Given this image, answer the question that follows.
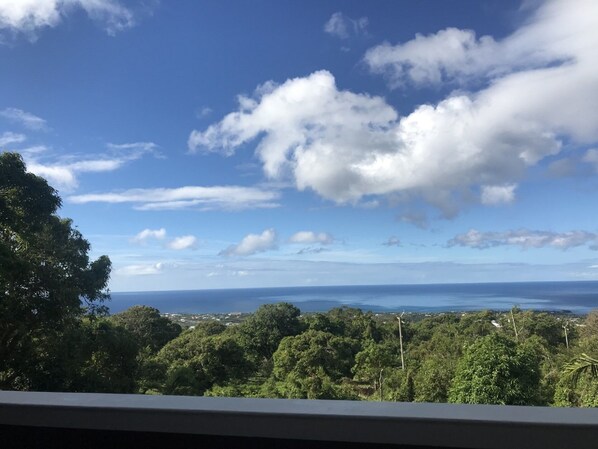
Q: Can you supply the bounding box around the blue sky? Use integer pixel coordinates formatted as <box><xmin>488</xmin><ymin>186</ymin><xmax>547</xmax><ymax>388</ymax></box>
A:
<box><xmin>2</xmin><ymin>0</ymin><xmax>598</xmax><ymax>291</ymax></box>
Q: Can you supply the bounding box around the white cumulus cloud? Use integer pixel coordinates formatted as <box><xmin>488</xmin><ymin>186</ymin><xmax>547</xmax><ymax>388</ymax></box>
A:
<box><xmin>131</xmin><ymin>228</ymin><xmax>166</xmax><ymax>244</ymax></box>
<box><xmin>220</xmin><ymin>228</ymin><xmax>278</xmax><ymax>256</ymax></box>
<box><xmin>0</xmin><ymin>0</ymin><xmax>135</xmax><ymax>40</ymax></box>
<box><xmin>289</xmin><ymin>231</ymin><xmax>334</xmax><ymax>245</ymax></box>
<box><xmin>167</xmin><ymin>235</ymin><xmax>197</xmax><ymax>250</ymax></box>
<box><xmin>448</xmin><ymin>229</ymin><xmax>598</xmax><ymax>250</ymax></box>
<box><xmin>191</xmin><ymin>0</ymin><xmax>598</xmax><ymax>216</ymax></box>
<box><xmin>364</xmin><ymin>0</ymin><xmax>597</xmax><ymax>89</ymax></box>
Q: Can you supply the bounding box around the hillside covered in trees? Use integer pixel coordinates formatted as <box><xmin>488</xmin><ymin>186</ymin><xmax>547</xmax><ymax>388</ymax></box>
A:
<box><xmin>1</xmin><ymin>152</ymin><xmax>597</xmax><ymax>406</ymax></box>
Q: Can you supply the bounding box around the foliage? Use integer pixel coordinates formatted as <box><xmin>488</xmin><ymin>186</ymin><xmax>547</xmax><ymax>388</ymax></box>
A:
<box><xmin>352</xmin><ymin>340</ymin><xmax>402</xmax><ymax>400</ymax></box>
<box><xmin>238</xmin><ymin>302</ymin><xmax>302</xmax><ymax>360</ymax></box>
<box><xmin>411</xmin><ymin>323</ymin><xmax>463</xmax><ymax>402</ymax></box>
<box><xmin>273</xmin><ymin>330</ymin><xmax>359</xmax><ymax>399</ymax></box>
<box><xmin>580</xmin><ymin>311</ymin><xmax>598</xmax><ymax>340</ymax></box>
<box><xmin>448</xmin><ymin>333</ymin><xmax>542</xmax><ymax>405</ymax></box>
<box><xmin>563</xmin><ymin>353</ymin><xmax>598</xmax><ymax>385</ymax></box>
<box><xmin>110</xmin><ymin>305</ymin><xmax>181</xmax><ymax>352</ymax></box>
<box><xmin>0</xmin><ymin>153</ymin><xmax>111</xmax><ymax>389</ymax></box>
<box><xmin>156</xmin><ymin>329</ymin><xmax>253</xmax><ymax>394</ymax></box>
<box><xmin>326</xmin><ymin>307</ymin><xmax>382</xmax><ymax>342</ymax></box>
<box><xmin>74</xmin><ymin>319</ymin><xmax>139</xmax><ymax>393</ymax></box>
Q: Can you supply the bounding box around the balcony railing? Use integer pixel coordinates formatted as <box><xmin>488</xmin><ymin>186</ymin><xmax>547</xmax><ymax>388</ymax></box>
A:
<box><xmin>1</xmin><ymin>391</ymin><xmax>597</xmax><ymax>448</ymax></box>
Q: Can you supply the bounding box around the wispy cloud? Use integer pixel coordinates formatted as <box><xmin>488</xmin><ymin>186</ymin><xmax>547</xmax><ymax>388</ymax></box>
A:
<box><xmin>116</xmin><ymin>262</ymin><xmax>163</xmax><ymax>276</ymax></box>
<box><xmin>167</xmin><ymin>235</ymin><xmax>197</xmax><ymax>250</ymax></box>
<box><xmin>106</xmin><ymin>141</ymin><xmax>161</xmax><ymax>156</ymax></box>
<box><xmin>296</xmin><ymin>246</ymin><xmax>329</xmax><ymax>255</ymax></box>
<box><xmin>0</xmin><ymin>131</ymin><xmax>26</xmax><ymax>147</ymax></box>
<box><xmin>397</xmin><ymin>210</ymin><xmax>429</xmax><ymax>229</ymax></box>
<box><xmin>383</xmin><ymin>236</ymin><xmax>401</xmax><ymax>247</ymax></box>
<box><xmin>0</xmin><ymin>0</ymin><xmax>136</xmax><ymax>40</ymax></box>
<box><xmin>69</xmin><ymin>185</ymin><xmax>280</xmax><ymax>211</ymax></box>
<box><xmin>323</xmin><ymin>12</ymin><xmax>368</xmax><ymax>40</ymax></box>
<box><xmin>582</xmin><ymin>148</ymin><xmax>598</xmax><ymax>172</ymax></box>
<box><xmin>23</xmin><ymin>141</ymin><xmax>158</xmax><ymax>191</ymax></box>
<box><xmin>131</xmin><ymin>228</ymin><xmax>166</xmax><ymax>244</ymax></box>
<box><xmin>196</xmin><ymin>107</ymin><xmax>213</xmax><ymax>118</ymax></box>
<box><xmin>0</xmin><ymin>108</ymin><xmax>47</xmax><ymax>130</ymax></box>
<box><xmin>448</xmin><ymin>229</ymin><xmax>598</xmax><ymax>250</ymax></box>
<box><xmin>289</xmin><ymin>231</ymin><xmax>334</xmax><ymax>245</ymax></box>
<box><xmin>220</xmin><ymin>228</ymin><xmax>278</xmax><ymax>256</ymax></box>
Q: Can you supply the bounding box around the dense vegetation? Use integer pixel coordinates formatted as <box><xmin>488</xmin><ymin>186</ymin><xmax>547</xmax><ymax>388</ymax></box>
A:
<box><xmin>1</xmin><ymin>152</ymin><xmax>597</xmax><ymax>406</ymax></box>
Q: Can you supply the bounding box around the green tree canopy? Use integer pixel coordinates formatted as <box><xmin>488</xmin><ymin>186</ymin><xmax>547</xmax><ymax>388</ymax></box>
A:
<box><xmin>109</xmin><ymin>305</ymin><xmax>181</xmax><ymax>353</ymax></box>
<box><xmin>74</xmin><ymin>319</ymin><xmax>139</xmax><ymax>393</ymax></box>
<box><xmin>352</xmin><ymin>340</ymin><xmax>402</xmax><ymax>400</ymax></box>
<box><xmin>156</xmin><ymin>329</ymin><xmax>253</xmax><ymax>394</ymax></box>
<box><xmin>238</xmin><ymin>302</ymin><xmax>302</xmax><ymax>360</ymax></box>
<box><xmin>273</xmin><ymin>330</ymin><xmax>358</xmax><ymax>399</ymax></box>
<box><xmin>0</xmin><ymin>153</ymin><xmax>111</xmax><ymax>389</ymax></box>
<box><xmin>449</xmin><ymin>333</ymin><xmax>542</xmax><ymax>405</ymax></box>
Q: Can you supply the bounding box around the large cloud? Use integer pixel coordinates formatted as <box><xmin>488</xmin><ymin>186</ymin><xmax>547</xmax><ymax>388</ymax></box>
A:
<box><xmin>190</xmin><ymin>0</ymin><xmax>598</xmax><ymax>217</ymax></box>
<box><xmin>448</xmin><ymin>229</ymin><xmax>598</xmax><ymax>250</ymax></box>
<box><xmin>364</xmin><ymin>0</ymin><xmax>597</xmax><ymax>89</ymax></box>
<box><xmin>0</xmin><ymin>0</ymin><xmax>136</xmax><ymax>39</ymax></box>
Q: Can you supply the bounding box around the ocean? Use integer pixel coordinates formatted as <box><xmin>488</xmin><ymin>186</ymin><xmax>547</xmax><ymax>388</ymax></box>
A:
<box><xmin>108</xmin><ymin>281</ymin><xmax>598</xmax><ymax>315</ymax></box>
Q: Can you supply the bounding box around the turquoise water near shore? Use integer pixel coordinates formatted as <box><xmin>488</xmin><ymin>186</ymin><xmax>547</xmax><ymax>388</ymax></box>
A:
<box><xmin>109</xmin><ymin>281</ymin><xmax>598</xmax><ymax>314</ymax></box>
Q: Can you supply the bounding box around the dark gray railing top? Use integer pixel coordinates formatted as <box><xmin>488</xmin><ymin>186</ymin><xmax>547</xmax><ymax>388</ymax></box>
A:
<box><xmin>1</xmin><ymin>391</ymin><xmax>597</xmax><ymax>448</ymax></box>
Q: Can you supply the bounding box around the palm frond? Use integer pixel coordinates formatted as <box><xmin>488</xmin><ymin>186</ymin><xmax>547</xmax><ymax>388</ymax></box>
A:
<box><xmin>563</xmin><ymin>353</ymin><xmax>598</xmax><ymax>386</ymax></box>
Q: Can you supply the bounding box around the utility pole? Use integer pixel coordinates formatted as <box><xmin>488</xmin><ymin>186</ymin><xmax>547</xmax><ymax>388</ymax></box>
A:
<box><xmin>563</xmin><ymin>321</ymin><xmax>570</xmax><ymax>349</ymax></box>
<box><xmin>397</xmin><ymin>312</ymin><xmax>405</xmax><ymax>370</ymax></box>
<box><xmin>510</xmin><ymin>308</ymin><xmax>519</xmax><ymax>342</ymax></box>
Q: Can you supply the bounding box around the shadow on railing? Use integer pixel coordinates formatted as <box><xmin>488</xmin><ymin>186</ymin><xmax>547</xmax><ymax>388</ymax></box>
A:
<box><xmin>0</xmin><ymin>391</ymin><xmax>597</xmax><ymax>449</ymax></box>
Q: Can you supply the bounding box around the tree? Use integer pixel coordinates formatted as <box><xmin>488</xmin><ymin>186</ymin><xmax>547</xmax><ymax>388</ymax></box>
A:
<box><xmin>352</xmin><ymin>340</ymin><xmax>402</xmax><ymax>400</ymax></box>
<box><xmin>156</xmin><ymin>330</ymin><xmax>253</xmax><ymax>394</ymax></box>
<box><xmin>273</xmin><ymin>330</ymin><xmax>358</xmax><ymax>399</ymax></box>
<box><xmin>580</xmin><ymin>310</ymin><xmax>598</xmax><ymax>340</ymax></box>
<box><xmin>110</xmin><ymin>305</ymin><xmax>181</xmax><ymax>353</ymax></box>
<box><xmin>501</xmin><ymin>309</ymin><xmax>565</xmax><ymax>347</ymax></box>
<box><xmin>74</xmin><ymin>319</ymin><xmax>139</xmax><ymax>393</ymax></box>
<box><xmin>238</xmin><ymin>303</ymin><xmax>302</xmax><ymax>361</ymax></box>
<box><xmin>563</xmin><ymin>353</ymin><xmax>598</xmax><ymax>385</ymax></box>
<box><xmin>327</xmin><ymin>307</ymin><xmax>382</xmax><ymax>342</ymax></box>
<box><xmin>409</xmin><ymin>322</ymin><xmax>464</xmax><ymax>403</ymax></box>
<box><xmin>449</xmin><ymin>333</ymin><xmax>542</xmax><ymax>405</ymax></box>
<box><xmin>0</xmin><ymin>153</ymin><xmax>111</xmax><ymax>389</ymax></box>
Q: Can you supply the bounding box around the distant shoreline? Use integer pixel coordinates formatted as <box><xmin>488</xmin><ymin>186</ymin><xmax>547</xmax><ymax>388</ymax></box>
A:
<box><xmin>159</xmin><ymin>309</ymin><xmax>584</xmax><ymax>329</ymax></box>
<box><xmin>107</xmin><ymin>280</ymin><xmax>598</xmax><ymax>315</ymax></box>
<box><xmin>110</xmin><ymin>279</ymin><xmax>598</xmax><ymax>296</ymax></box>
